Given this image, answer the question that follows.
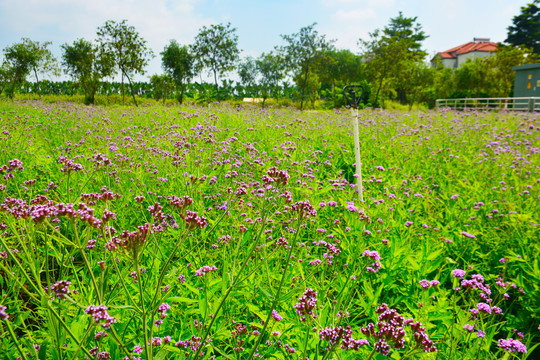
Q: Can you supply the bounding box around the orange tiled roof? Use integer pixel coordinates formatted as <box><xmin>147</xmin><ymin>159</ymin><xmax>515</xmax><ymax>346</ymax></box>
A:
<box><xmin>438</xmin><ymin>41</ymin><xmax>498</xmax><ymax>59</ymax></box>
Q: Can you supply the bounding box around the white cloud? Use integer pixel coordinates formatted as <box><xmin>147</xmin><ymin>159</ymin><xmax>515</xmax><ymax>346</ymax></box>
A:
<box><xmin>332</xmin><ymin>8</ymin><xmax>376</xmax><ymax>22</ymax></box>
<box><xmin>0</xmin><ymin>0</ymin><xmax>213</xmax><ymax>79</ymax></box>
<box><xmin>321</xmin><ymin>0</ymin><xmax>394</xmax><ymax>7</ymax></box>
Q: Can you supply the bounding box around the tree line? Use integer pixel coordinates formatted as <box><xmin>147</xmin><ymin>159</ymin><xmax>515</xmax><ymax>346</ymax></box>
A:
<box><xmin>1</xmin><ymin>1</ymin><xmax>539</xmax><ymax>109</ymax></box>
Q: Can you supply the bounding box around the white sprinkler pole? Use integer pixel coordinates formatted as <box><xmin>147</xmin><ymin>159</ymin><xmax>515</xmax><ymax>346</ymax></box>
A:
<box><xmin>351</xmin><ymin>107</ymin><xmax>364</xmax><ymax>212</ymax></box>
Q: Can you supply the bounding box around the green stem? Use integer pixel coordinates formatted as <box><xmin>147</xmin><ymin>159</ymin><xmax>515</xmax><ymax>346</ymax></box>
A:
<box><xmin>191</xmin><ymin>210</ymin><xmax>270</xmax><ymax>360</ymax></box>
<box><xmin>247</xmin><ymin>219</ymin><xmax>302</xmax><ymax>359</ymax></box>
<box><xmin>4</xmin><ymin>319</ymin><xmax>29</xmax><ymax>360</ymax></box>
<box><xmin>302</xmin><ymin>321</ymin><xmax>311</xmax><ymax>358</ymax></box>
<box><xmin>365</xmin><ymin>348</ymin><xmax>377</xmax><ymax>360</ymax></box>
<box><xmin>135</xmin><ymin>254</ymin><xmax>152</xmax><ymax>360</ymax></box>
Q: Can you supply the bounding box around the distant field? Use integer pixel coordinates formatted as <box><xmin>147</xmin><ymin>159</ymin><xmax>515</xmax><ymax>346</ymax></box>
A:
<box><xmin>0</xmin><ymin>100</ymin><xmax>538</xmax><ymax>359</ymax></box>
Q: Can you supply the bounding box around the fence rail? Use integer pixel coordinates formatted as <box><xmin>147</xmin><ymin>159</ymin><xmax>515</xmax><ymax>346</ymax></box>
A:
<box><xmin>436</xmin><ymin>97</ymin><xmax>540</xmax><ymax>112</ymax></box>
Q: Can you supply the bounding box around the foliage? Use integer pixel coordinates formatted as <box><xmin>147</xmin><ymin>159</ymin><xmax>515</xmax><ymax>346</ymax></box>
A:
<box><xmin>97</xmin><ymin>19</ymin><xmax>154</xmax><ymax>106</ymax></box>
<box><xmin>237</xmin><ymin>57</ymin><xmax>258</xmax><ymax>89</ymax></box>
<box><xmin>192</xmin><ymin>22</ymin><xmax>240</xmax><ymax>101</ymax></box>
<box><xmin>1</xmin><ymin>38</ymin><xmax>59</xmax><ymax>98</ymax></box>
<box><xmin>382</xmin><ymin>11</ymin><xmax>428</xmax><ymax>60</ymax></box>
<box><xmin>488</xmin><ymin>44</ymin><xmax>539</xmax><ymax>97</ymax></box>
<box><xmin>279</xmin><ymin>23</ymin><xmax>334</xmax><ymax>110</ymax></box>
<box><xmin>61</xmin><ymin>38</ymin><xmax>115</xmax><ymax>105</ymax></box>
<box><xmin>505</xmin><ymin>0</ymin><xmax>540</xmax><ymax>53</ymax></box>
<box><xmin>161</xmin><ymin>40</ymin><xmax>195</xmax><ymax>104</ymax></box>
<box><xmin>256</xmin><ymin>52</ymin><xmax>286</xmax><ymax>105</ymax></box>
<box><xmin>149</xmin><ymin>74</ymin><xmax>174</xmax><ymax>103</ymax></box>
<box><xmin>0</xmin><ymin>101</ymin><xmax>538</xmax><ymax>360</ymax></box>
<box><xmin>361</xmin><ymin>12</ymin><xmax>428</xmax><ymax>107</ymax></box>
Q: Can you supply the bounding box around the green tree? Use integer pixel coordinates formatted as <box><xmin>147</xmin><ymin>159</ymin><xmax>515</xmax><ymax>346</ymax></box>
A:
<box><xmin>160</xmin><ymin>40</ymin><xmax>195</xmax><ymax>104</ymax></box>
<box><xmin>506</xmin><ymin>0</ymin><xmax>540</xmax><ymax>53</ymax></box>
<box><xmin>361</xmin><ymin>31</ymin><xmax>410</xmax><ymax>107</ymax></box>
<box><xmin>192</xmin><ymin>22</ymin><xmax>240</xmax><ymax>101</ymax></box>
<box><xmin>360</xmin><ymin>13</ymin><xmax>428</xmax><ymax>107</ymax></box>
<box><xmin>256</xmin><ymin>52</ymin><xmax>286</xmax><ymax>106</ymax></box>
<box><xmin>383</xmin><ymin>11</ymin><xmax>428</xmax><ymax>59</ymax></box>
<box><xmin>489</xmin><ymin>44</ymin><xmax>538</xmax><ymax>96</ymax></box>
<box><xmin>237</xmin><ymin>56</ymin><xmax>259</xmax><ymax>96</ymax></box>
<box><xmin>97</xmin><ymin>20</ymin><xmax>154</xmax><ymax>106</ymax></box>
<box><xmin>149</xmin><ymin>74</ymin><xmax>174</xmax><ymax>104</ymax></box>
<box><xmin>280</xmin><ymin>23</ymin><xmax>334</xmax><ymax>110</ymax></box>
<box><xmin>431</xmin><ymin>60</ymin><xmax>456</xmax><ymax>100</ymax></box>
<box><xmin>0</xmin><ymin>63</ymin><xmax>9</xmax><ymax>97</ymax></box>
<box><xmin>315</xmin><ymin>49</ymin><xmax>365</xmax><ymax>107</ymax></box>
<box><xmin>61</xmin><ymin>38</ymin><xmax>115</xmax><ymax>105</ymax></box>
<box><xmin>454</xmin><ymin>57</ymin><xmax>493</xmax><ymax>98</ymax></box>
<box><xmin>2</xmin><ymin>38</ymin><xmax>59</xmax><ymax>98</ymax></box>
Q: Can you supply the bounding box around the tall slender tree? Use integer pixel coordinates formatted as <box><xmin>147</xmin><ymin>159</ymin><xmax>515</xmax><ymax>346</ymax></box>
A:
<box><xmin>2</xmin><ymin>38</ymin><xmax>59</xmax><ymax>98</ymax></box>
<box><xmin>280</xmin><ymin>23</ymin><xmax>334</xmax><ymax>110</ymax></box>
<box><xmin>192</xmin><ymin>23</ymin><xmax>240</xmax><ymax>101</ymax></box>
<box><xmin>61</xmin><ymin>38</ymin><xmax>115</xmax><ymax>105</ymax></box>
<box><xmin>256</xmin><ymin>51</ymin><xmax>286</xmax><ymax>106</ymax></box>
<box><xmin>360</xmin><ymin>12</ymin><xmax>427</xmax><ymax>107</ymax></box>
<box><xmin>161</xmin><ymin>40</ymin><xmax>195</xmax><ymax>104</ymax></box>
<box><xmin>97</xmin><ymin>20</ymin><xmax>154</xmax><ymax>106</ymax></box>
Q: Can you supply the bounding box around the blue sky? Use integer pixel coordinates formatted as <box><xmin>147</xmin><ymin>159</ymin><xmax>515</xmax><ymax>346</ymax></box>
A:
<box><xmin>0</xmin><ymin>0</ymin><xmax>532</xmax><ymax>81</ymax></box>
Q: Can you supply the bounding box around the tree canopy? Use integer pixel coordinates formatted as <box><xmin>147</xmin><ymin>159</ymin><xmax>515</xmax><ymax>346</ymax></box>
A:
<box><xmin>61</xmin><ymin>38</ymin><xmax>115</xmax><ymax>104</ymax></box>
<box><xmin>280</xmin><ymin>23</ymin><xmax>334</xmax><ymax>110</ymax></box>
<box><xmin>192</xmin><ymin>22</ymin><xmax>240</xmax><ymax>100</ymax></box>
<box><xmin>506</xmin><ymin>0</ymin><xmax>540</xmax><ymax>53</ymax></box>
<box><xmin>97</xmin><ymin>19</ymin><xmax>154</xmax><ymax>106</ymax></box>
<box><xmin>2</xmin><ymin>38</ymin><xmax>59</xmax><ymax>98</ymax></box>
<box><xmin>161</xmin><ymin>40</ymin><xmax>195</xmax><ymax>104</ymax></box>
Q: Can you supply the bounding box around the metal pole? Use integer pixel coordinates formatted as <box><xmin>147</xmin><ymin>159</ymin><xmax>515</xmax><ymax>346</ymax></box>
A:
<box><xmin>351</xmin><ymin>107</ymin><xmax>364</xmax><ymax>211</ymax></box>
<box><xmin>343</xmin><ymin>85</ymin><xmax>365</xmax><ymax>213</ymax></box>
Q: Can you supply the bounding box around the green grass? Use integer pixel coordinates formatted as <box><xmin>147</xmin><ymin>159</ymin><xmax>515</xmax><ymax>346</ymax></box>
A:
<box><xmin>0</xmin><ymin>99</ymin><xmax>538</xmax><ymax>359</ymax></box>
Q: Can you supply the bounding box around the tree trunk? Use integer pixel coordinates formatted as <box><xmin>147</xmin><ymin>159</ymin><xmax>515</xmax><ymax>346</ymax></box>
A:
<box><xmin>33</xmin><ymin>67</ymin><xmax>41</xmax><ymax>98</ymax></box>
<box><xmin>374</xmin><ymin>74</ymin><xmax>384</xmax><ymax>108</ymax></box>
<box><xmin>300</xmin><ymin>67</ymin><xmax>309</xmax><ymax>110</ymax></box>
<box><xmin>213</xmin><ymin>69</ymin><xmax>219</xmax><ymax>101</ymax></box>
<box><xmin>124</xmin><ymin>72</ymin><xmax>138</xmax><ymax>107</ymax></box>
<box><xmin>179</xmin><ymin>84</ymin><xmax>185</xmax><ymax>104</ymax></box>
<box><xmin>121</xmin><ymin>72</ymin><xmax>125</xmax><ymax>105</ymax></box>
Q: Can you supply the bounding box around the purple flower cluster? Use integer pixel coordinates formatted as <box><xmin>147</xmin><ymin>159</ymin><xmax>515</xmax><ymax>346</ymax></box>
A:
<box><xmin>0</xmin><ymin>159</ymin><xmax>24</xmax><ymax>180</ymax></box>
<box><xmin>452</xmin><ymin>269</ymin><xmax>466</xmax><ymax>279</ymax></box>
<box><xmin>195</xmin><ymin>265</ymin><xmax>217</xmax><ymax>277</ymax></box>
<box><xmin>168</xmin><ymin>195</ymin><xmax>194</xmax><ymax>210</ymax></box>
<box><xmin>419</xmin><ymin>279</ymin><xmax>440</xmax><ymax>289</ymax></box>
<box><xmin>180</xmin><ymin>210</ymin><xmax>208</xmax><ymax>229</ymax></box>
<box><xmin>319</xmin><ymin>325</ymin><xmax>369</xmax><ymax>351</ymax></box>
<box><xmin>106</xmin><ymin>223</ymin><xmax>151</xmax><ymax>252</ymax></box>
<box><xmin>175</xmin><ymin>335</ymin><xmax>202</xmax><ymax>352</ymax></box>
<box><xmin>0</xmin><ymin>305</ymin><xmax>8</xmax><ymax>321</ymax></box>
<box><xmin>49</xmin><ymin>280</ymin><xmax>72</xmax><ymax>300</ymax></box>
<box><xmin>263</xmin><ymin>167</ymin><xmax>290</xmax><ymax>185</ymax></box>
<box><xmin>294</xmin><ymin>288</ymin><xmax>318</xmax><ymax>321</ymax></box>
<box><xmin>497</xmin><ymin>338</ymin><xmax>527</xmax><ymax>353</ymax></box>
<box><xmin>290</xmin><ymin>200</ymin><xmax>317</xmax><ymax>219</ymax></box>
<box><xmin>58</xmin><ymin>156</ymin><xmax>84</xmax><ymax>173</ymax></box>
<box><xmin>1</xmin><ymin>197</ymin><xmax>102</xmax><ymax>228</ymax></box>
<box><xmin>360</xmin><ymin>304</ymin><xmax>436</xmax><ymax>355</ymax></box>
<box><xmin>271</xmin><ymin>309</ymin><xmax>283</xmax><ymax>321</ymax></box>
<box><xmin>362</xmin><ymin>250</ymin><xmax>381</xmax><ymax>273</ymax></box>
<box><xmin>85</xmin><ymin>305</ymin><xmax>117</xmax><ymax>329</ymax></box>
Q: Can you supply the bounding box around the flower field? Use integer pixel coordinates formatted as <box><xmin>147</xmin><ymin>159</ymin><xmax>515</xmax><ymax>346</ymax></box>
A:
<box><xmin>0</xmin><ymin>100</ymin><xmax>538</xmax><ymax>360</ymax></box>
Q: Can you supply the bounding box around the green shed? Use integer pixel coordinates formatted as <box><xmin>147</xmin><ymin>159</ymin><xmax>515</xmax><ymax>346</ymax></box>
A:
<box><xmin>512</xmin><ymin>63</ymin><xmax>540</xmax><ymax>110</ymax></box>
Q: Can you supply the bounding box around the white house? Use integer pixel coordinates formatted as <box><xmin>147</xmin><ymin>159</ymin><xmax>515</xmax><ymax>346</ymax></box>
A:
<box><xmin>432</xmin><ymin>38</ymin><xmax>498</xmax><ymax>69</ymax></box>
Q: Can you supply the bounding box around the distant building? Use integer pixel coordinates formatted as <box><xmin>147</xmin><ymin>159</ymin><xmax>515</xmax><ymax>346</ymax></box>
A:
<box><xmin>432</xmin><ymin>38</ymin><xmax>498</xmax><ymax>69</ymax></box>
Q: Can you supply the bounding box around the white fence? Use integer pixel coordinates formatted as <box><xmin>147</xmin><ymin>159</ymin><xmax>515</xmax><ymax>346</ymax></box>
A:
<box><xmin>436</xmin><ymin>97</ymin><xmax>540</xmax><ymax>112</ymax></box>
